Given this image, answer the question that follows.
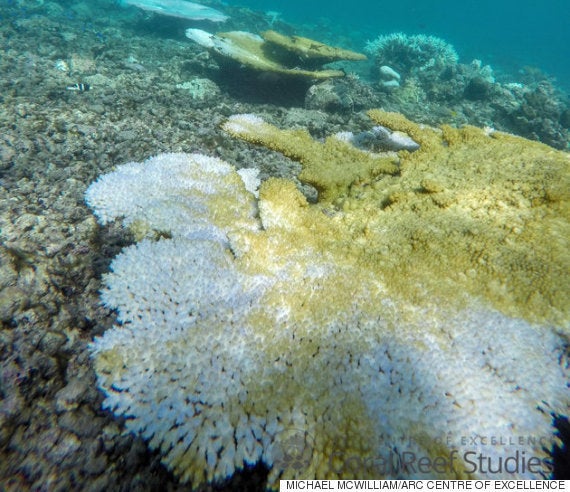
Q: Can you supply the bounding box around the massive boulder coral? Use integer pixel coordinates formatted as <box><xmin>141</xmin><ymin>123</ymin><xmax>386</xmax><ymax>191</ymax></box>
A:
<box><xmin>85</xmin><ymin>115</ymin><xmax>569</xmax><ymax>489</ymax></box>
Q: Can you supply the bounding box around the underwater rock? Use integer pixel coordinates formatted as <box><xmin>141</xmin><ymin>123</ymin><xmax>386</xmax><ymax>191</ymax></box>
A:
<box><xmin>305</xmin><ymin>76</ymin><xmax>380</xmax><ymax>113</ymax></box>
<box><xmin>175</xmin><ymin>77</ymin><xmax>220</xmax><ymax>101</ymax></box>
<box><xmin>463</xmin><ymin>76</ymin><xmax>494</xmax><ymax>100</ymax></box>
<box><xmin>304</xmin><ymin>80</ymin><xmax>355</xmax><ymax>112</ymax></box>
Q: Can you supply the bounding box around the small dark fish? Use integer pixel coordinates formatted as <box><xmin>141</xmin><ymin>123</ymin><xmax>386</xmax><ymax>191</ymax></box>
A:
<box><xmin>66</xmin><ymin>83</ymin><xmax>90</xmax><ymax>91</ymax></box>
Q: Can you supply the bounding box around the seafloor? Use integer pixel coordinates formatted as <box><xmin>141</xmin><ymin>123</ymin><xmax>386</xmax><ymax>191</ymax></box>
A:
<box><xmin>0</xmin><ymin>0</ymin><xmax>568</xmax><ymax>490</ymax></box>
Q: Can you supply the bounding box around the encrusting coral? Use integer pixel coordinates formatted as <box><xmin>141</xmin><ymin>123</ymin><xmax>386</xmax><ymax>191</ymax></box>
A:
<box><xmin>85</xmin><ymin>114</ymin><xmax>569</xmax><ymax>488</ymax></box>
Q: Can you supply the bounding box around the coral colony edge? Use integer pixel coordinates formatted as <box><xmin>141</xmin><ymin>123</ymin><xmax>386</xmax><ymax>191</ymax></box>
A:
<box><xmin>85</xmin><ymin>111</ymin><xmax>569</xmax><ymax>487</ymax></box>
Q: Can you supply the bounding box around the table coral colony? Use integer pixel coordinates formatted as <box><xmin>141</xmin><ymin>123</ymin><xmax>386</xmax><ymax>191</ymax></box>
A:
<box><xmin>120</xmin><ymin>0</ymin><xmax>229</xmax><ymax>22</ymax></box>
<box><xmin>85</xmin><ymin>111</ymin><xmax>569</xmax><ymax>488</ymax></box>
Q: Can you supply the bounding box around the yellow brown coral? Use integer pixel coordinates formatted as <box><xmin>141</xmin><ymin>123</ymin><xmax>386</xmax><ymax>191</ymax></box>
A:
<box><xmin>261</xmin><ymin>30</ymin><xmax>367</xmax><ymax>67</ymax></box>
<box><xmin>85</xmin><ymin>118</ymin><xmax>569</xmax><ymax>490</ymax></box>
<box><xmin>223</xmin><ymin>113</ymin><xmax>399</xmax><ymax>201</ymax></box>
<box><xmin>185</xmin><ymin>29</ymin><xmax>366</xmax><ymax>80</ymax></box>
<box><xmin>224</xmin><ymin>111</ymin><xmax>570</xmax><ymax>326</ymax></box>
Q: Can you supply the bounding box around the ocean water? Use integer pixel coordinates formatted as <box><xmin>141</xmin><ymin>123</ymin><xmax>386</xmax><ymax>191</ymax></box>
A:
<box><xmin>228</xmin><ymin>0</ymin><xmax>570</xmax><ymax>90</ymax></box>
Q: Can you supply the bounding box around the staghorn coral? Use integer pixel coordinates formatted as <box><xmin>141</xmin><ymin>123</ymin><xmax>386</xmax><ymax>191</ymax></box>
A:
<box><xmin>86</xmin><ymin>116</ymin><xmax>569</xmax><ymax>489</ymax></box>
<box><xmin>364</xmin><ymin>33</ymin><xmax>459</xmax><ymax>78</ymax></box>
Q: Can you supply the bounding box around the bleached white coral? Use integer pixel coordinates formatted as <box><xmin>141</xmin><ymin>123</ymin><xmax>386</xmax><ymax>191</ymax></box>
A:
<box><xmin>121</xmin><ymin>0</ymin><xmax>229</xmax><ymax>22</ymax></box>
<box><xmin>378</xmin><ymin>65</ymin><xmax>401</xmax><ymax>90</ymax></box>
<box><xmin>85</xmin><ymin>152</ymin><xmax>259</xmax><ymax>243</ymax></box>
<box><xmin>184</xmin><ymin>28</ymin><xmax>217</xmax><ymax>48</ymax></box>
<box><xmin>185</xmin><ymin>29</ymin><xmax>265</xmax><ymax>64</ymax></box>
<box><xmin>87</xmin><ymin>152</ymin><xmax>569</xmax><ymax>488</ymax></box>
<box><xmin>237</xmin><ymin>167</ymin><xmax>261</xmax><ymax>197</ymax></box>
<box><xmin>222</xmin><ymin>113</ymin><xmax>267</xmax><ymax>136</ymax></box>
<box><xmin>93</xmin><ymin>236</ymin><xmax>273</xmax><ymax>482</ymax></box>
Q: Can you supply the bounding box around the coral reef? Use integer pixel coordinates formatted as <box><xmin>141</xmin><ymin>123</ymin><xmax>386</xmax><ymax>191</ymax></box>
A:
<box><xmin>86</xmin><ymin>113</ymin><xmax>569</xmax><ymax>488</ymax></box>
<box><xmin>185</xmin><ymin>29</ymin><xmax>366</xmax><ymax>80</ymax></box>
<box><xmin>361</xmin><ymin>33</ymin><xmax>569</xmax><ymax>150</ymax></box>
<box><xmin>500</xmin><ymin>80</ymin><xmax>570</xmax><ymax>150</ymax></box>
<box><xmin>222</xmin><ymin>113</ymin><xmax>399</xmax><ymax>201</ymax></box>
<box><xmin>365</xmin><ymin>33</ymin><xmax>458</xmax><ymax>83</ymax></box>
<box><xmin>1</xmin><ymin>0</ymin><xmax>569</xmax><ymax>487</ymax></box>
<box><xmin>224</xmin><ymin>110</ymin><xmax>570</xmax><ymax>325</ymax></box>
<box><xmin>121</xmin><ymin>0</ymin><xmax>229</xmax><ymax>22</ymax></box>
<box><xmin>0</xmin><ymin>3</ymin><xmax>269</xmax><ymax>488</ymax></box>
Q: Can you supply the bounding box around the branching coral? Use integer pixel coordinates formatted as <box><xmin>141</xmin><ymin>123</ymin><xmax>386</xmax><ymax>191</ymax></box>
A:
<box><xmin>365</xmin><ymin>33</ymin><xmax>459</xmax><ymax>77</ymax></box>
<box><xmin>86</xmin><ymin>115</ymin><xmax>570</xmax><ymax>489</ymax></box>
<box><xmin>222</xmin><ymin>113</ymin><xmax>399</xmax><ymax>201</ymax></box>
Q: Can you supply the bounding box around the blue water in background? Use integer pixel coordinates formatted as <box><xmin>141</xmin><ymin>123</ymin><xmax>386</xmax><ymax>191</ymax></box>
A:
<box><xmin>229</xmin><ymin>0</ymin><xmax>570</xmax><ymax>90</ymax></box>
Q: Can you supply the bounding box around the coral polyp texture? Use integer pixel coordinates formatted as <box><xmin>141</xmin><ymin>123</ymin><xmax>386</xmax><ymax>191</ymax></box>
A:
<box><xmin>223</xmin><ymin>110</ymin><xmax>570</xmax><ymax>325</ymax></box>
<box><xmin>86</xmin><ymin>115</ymin><xmax>569</xmax><ymax>488</ymax></box>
